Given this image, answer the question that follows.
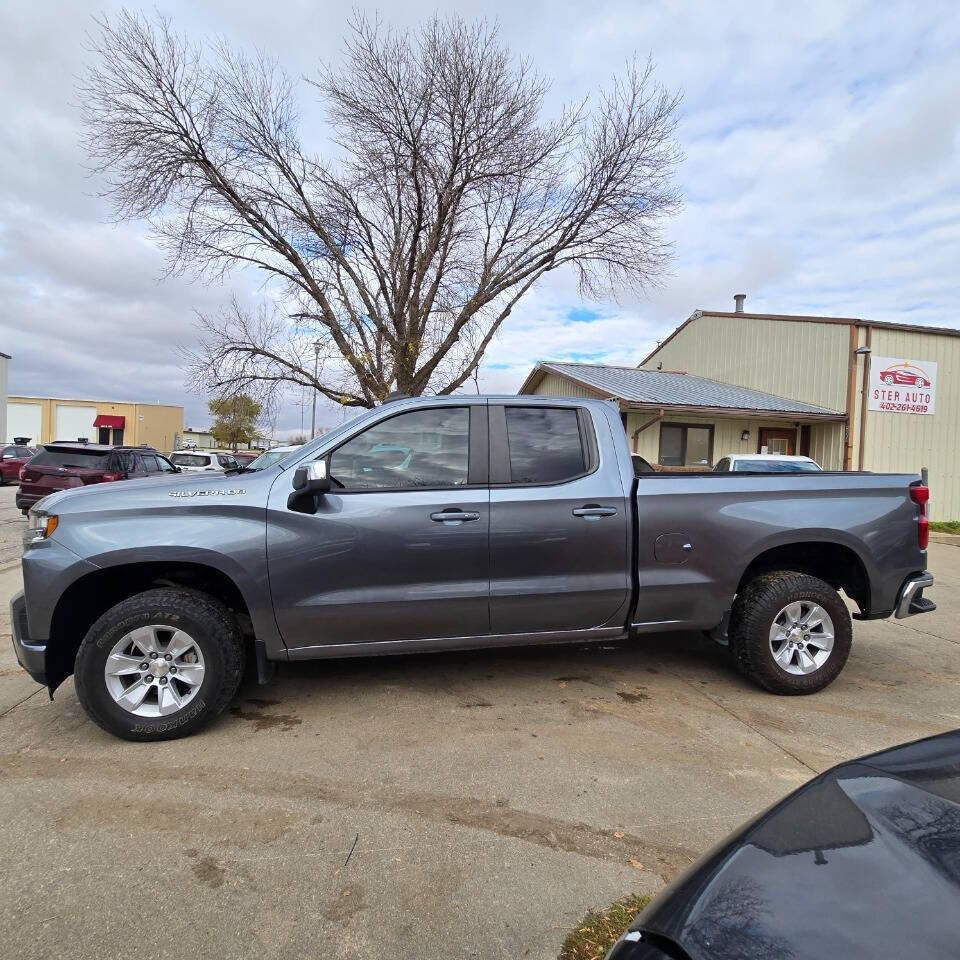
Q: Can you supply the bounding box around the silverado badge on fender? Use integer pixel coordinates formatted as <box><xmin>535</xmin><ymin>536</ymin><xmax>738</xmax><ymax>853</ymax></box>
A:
<box><xmin>168</xmin><ymin>489</ymin><xmax>246</xmax><ymax>497</ymax></box>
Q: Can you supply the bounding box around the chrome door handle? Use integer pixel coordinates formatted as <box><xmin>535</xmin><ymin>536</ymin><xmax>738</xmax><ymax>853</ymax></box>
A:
<box><xmin>430</xmin><ymin>510</ymin><xmax>480</xmax><ymax>523</ymax></box>
<box><xmin>572</xmin><ymin>505</ymin><xmax>618</xmax><ymax>519</ymax></box>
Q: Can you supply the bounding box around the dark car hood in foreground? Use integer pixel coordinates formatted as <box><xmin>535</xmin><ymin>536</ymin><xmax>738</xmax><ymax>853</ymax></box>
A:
<box><xmin>612</xmin><ymin>730</ymin><xmax>960</xmax><ymax>960</ymax></box>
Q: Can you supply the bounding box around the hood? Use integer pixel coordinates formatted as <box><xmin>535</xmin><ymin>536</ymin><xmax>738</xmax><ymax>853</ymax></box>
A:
<box><xmin>621</xmin><ymin>730</ymin><xmax>960</xmax><ymax>960</ymax></box>
<box><xmin>34</xmin><ymin>468</ymin><xmax>266</xmax><ymax>515</ymax></box>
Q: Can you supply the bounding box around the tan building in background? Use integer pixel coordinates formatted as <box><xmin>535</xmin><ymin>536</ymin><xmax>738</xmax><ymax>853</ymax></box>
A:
<box><xmin>521</xmin><ymin>296</ymin><xmax>960</xmax><ymax>520</ymax></box>
<box><xmin>7</xmin><ymin>396</ymin><xmax>183</xmax><ymax>453</ymax></box>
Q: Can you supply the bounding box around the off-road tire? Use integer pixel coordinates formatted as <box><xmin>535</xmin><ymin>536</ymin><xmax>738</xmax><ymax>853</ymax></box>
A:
<box><xmin>75</xmin><ymin>588</ymin><xmax>245</xmax><ymax>741</ymax></box>
<box><xmin>729</xmin><ymin>571</ymin><xmax>851</xmax><ymax>695</ymax></box>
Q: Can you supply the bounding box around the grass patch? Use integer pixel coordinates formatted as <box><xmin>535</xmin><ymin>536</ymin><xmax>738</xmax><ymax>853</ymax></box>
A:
<box><xmin>559</xmin><ymin>893</ymin><xmax>652</xmax><ymax>960</ymax></box>
<box><xmin>930</xmin><ymin>520</ymin><xmax>960</xmax><ymax>534</ymax></box>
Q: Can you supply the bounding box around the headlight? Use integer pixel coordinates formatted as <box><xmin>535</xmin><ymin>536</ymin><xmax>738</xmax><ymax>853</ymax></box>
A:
<box><xmin>24</xmin><ymin>511</ymin><xmax>58</xmax><ymax>546</ymax></box>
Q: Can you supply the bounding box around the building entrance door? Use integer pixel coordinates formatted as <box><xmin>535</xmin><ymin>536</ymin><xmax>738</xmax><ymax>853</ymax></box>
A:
<box><xmin>758</xmin><ymin>427</ymin><xmax>795</xmax><ymax>455</ymax></box>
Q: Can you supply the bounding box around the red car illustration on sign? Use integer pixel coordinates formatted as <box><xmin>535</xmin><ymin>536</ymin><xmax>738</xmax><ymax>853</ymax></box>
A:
<box><xmin>879</xmin><ymin>363</ymin><xmax>931</xmax><ymax>388</ymax></box>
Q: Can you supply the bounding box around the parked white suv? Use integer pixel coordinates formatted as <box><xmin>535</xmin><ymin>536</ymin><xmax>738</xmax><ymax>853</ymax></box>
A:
<box><xmin>714</xmin><ymin>454</ymin><xmax>822</xmax><ymax>473</ymax></box>
<box><xmin>169</xmin><ymin>451</ymin><xmax>239</xmax><ymax>473</ymax></box>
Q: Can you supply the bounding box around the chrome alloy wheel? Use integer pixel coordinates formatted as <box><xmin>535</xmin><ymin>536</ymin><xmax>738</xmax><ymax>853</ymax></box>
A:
<box><xmin>103</xmin><ymin>625</ymin><xmax>205</xmax><ymax>717</ymax></box>
<box><xmin>768</xmin><ymin>601</ymin><xmax>835</xmax><ymax>676</ymax></box>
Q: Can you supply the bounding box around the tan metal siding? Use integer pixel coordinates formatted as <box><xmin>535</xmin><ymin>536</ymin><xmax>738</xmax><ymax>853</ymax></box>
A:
<box><xmin>646</xmin><ymin>314</ymin><xmax>849</xmax><ymax>412</ymax></box>
<box><xmin>531</xmin><ymin>372</ymin><xmax>602</xmax><ymax>399</ymax></box>
<box><xmin>808</xmin><ymin>422</ymin><xmax>845</xmax><ymax>470</ymax></box>
<box><xmin>858</xmin><ymin>329</ymin><xmax>960</xmax><ymax>520</ymax></box>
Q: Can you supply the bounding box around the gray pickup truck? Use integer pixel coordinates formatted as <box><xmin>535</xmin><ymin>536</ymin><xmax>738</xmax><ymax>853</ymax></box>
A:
<box><xmin>12</xmin><ymin>395</ymin><xmax>935</xmax><ymax>740</ymax></box>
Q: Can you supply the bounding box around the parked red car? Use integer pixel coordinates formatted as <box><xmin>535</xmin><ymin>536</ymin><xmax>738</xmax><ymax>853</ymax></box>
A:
<box><xmin>0</xmin><ymin>443</ymin><xmax>35</xmax><ymax>485</ymax></box>
<box><xmin>17</xmin><ymin>443</ymin><xmax>179</xmax><ymax>515</ymax></box>
<box><xmin>879</xmin><ymin>364</ymin><xmax>931</xmax><ymax>388</ymax></box>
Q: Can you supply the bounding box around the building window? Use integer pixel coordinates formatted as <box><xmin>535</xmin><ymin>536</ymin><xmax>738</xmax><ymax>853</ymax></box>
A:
<box><xmin>658</xmin><ymin>423</ymin><xmax>714</xmax><ymax>467</ymax></box>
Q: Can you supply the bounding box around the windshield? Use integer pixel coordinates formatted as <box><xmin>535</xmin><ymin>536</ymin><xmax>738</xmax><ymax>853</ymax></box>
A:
<box><xmin>31</xmin><ymin>449</ymin><xmax>111</xmax><ymax>469</ymax></box>
<box><xmin>171</xmin><ymin>453</ymin><xmax>211</xmax><ymax>467</ymax></box>
<box><xmin>246</xmin><ymin>448</ymin><xmax>298</xmax><ymax>471</ymax></box>
<box><xmin>273</xmin><ymin>408</ymin><xmax>375</xmax><ymax>470</ymax></box>
<box><xmin>733</xmin><ymin>459</ymin><xmax>821</xmax><ymax>472</ymax></box>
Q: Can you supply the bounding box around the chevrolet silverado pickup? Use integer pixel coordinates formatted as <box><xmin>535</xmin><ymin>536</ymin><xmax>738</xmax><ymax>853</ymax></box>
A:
<box><xmin>12</xmin><ymin>395</ymin><xmax>935</xmax><ymax>740</ymax></box>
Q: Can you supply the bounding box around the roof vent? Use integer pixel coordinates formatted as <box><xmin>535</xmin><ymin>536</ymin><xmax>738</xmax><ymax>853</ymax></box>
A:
<box><xmin>734</xmin><ymin>293</ymin><xmax>746</xmax><ymax>313</ymax></box>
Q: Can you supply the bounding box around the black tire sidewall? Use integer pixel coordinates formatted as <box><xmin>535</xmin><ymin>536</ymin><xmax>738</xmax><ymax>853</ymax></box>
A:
<box><xmin>76</xmin><ymin>597</ymin><xmax>229</xmax><ymax>741</ymax></box>
<box><xmin>733</xmin><ymin>573</ymin><xmax>852</xmax><ymax>695</ymax></box>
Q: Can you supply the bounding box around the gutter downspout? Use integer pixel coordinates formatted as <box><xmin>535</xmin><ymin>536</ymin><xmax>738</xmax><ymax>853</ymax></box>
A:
<box><xmin>843</xmin><ymin>323</ymin><xmax>860</xmax><ymax>470</ymax></box>
<box><xmin>631</xmin><ymin>408</ymin><xmax>665</xmax><ymax>452</ymax></box>
<box><xmin>857</xmin><ymin>326</ymin><xmax>872</xmax><ymax>470</ymax></box>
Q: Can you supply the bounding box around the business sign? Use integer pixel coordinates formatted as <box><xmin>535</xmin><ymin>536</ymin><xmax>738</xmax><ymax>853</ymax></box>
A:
<box><xmin>868</xmin><ymin>356</ymin><xmax>937</xmax><ymax>415</ymax></box>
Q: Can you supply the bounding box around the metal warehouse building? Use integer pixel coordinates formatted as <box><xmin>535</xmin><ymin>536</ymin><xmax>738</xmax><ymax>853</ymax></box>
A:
<box><xmin>520</xmin><ymin>297</ymin><xmax>960</xmax><ymax>520</ymax></box>
<box><xmin>7</xmin><ymin>396</ymin><xmax>184</xmax><ymax>453</ymax></box>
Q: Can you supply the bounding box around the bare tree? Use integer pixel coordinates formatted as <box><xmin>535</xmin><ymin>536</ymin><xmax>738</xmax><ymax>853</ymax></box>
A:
<box><xmin>81</xmin><ymin>11</ymin><xmax>681</xmax><ymax>408</ymax></box>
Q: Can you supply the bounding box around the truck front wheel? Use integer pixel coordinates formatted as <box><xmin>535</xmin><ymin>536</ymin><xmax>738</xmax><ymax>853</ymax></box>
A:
<box><xmin>729</xmin><ymin>571</ymin><xmax>852</xmax><ymax>695</ymax></box>
<box><xmin>74</xmin><ymin>588</ymin><xmax>245</xmax><ymax>741</ymax></box>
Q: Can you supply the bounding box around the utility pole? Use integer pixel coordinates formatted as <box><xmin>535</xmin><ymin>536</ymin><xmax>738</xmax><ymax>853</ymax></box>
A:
<box><xmin>309</xmin><ymin>341</ymin><xmax>320</xmax><ymax>439</ymax></box>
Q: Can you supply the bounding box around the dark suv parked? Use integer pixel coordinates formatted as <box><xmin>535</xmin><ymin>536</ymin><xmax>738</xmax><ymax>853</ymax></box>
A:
<box><xmin>17</xmin><ymin>443</ymin><xmax>178</xmax><ymax>515</ymax></box>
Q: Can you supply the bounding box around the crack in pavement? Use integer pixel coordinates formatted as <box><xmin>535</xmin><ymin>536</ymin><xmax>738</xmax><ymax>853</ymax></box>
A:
<box><xmin>0</xmin><ymin>686</ymin><xmax>43</xmax><ymax>720</ymax></box>
<box><xmin>669</xmin><ymin>671</ymin><xmax>819</xmax><ymax>775</ymax></box>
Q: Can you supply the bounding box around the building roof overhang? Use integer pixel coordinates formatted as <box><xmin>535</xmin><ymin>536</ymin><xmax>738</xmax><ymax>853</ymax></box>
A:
<box><xmin>521</xmin><ymin>361</ymin><xmax>845</xmax><ymax>421</ymax></box>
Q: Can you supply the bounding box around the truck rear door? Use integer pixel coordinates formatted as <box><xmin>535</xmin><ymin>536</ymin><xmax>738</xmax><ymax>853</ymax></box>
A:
<box><xmin>487</xmin><ymin>403</ymin><xmax>631</xmax><ymax>634</ymax></box>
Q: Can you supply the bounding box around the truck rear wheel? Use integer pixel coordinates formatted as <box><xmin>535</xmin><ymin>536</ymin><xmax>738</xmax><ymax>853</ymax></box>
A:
<box><xmin>729</xmin><ymin>571</ymin><xmax>851</xmax><ymax>695</ymax></box>
<box><xmin>74</xmin><ymin>588</ymin><xmax>245</xmax><ymax>741</ymax></box>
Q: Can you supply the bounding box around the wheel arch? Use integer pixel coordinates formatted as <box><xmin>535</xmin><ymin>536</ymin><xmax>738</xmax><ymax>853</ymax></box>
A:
<box><xmin>737</xmin><ymin>540</ymin><xmax>870</xmax><ymax>613</ymax></box>
<box><xmin>46</xmin><ymin>561</ymin><xmax>256</xmax><ymax>694</ymax></box>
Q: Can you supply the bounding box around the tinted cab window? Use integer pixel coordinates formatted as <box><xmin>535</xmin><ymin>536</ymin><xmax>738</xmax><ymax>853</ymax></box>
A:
<box><xmin>329</xmin><ymin>407</ymin><xmax>469</xmax><ymax>490</ymax></box>
<box><xmin>504</xmin><ymin>407</ymin><xmax>585</xmax><ymax>484</ymax></box>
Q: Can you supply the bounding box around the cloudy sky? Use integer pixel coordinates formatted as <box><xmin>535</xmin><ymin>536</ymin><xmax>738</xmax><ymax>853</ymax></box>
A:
<box><xmin>2</xmin><ymin>0</ymin><xmax>958</xmax><ymax>435</ymax></box>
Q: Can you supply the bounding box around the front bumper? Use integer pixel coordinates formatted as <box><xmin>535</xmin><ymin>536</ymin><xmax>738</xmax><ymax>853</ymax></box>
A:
<box><xmin>895</xmin><ymin>571</ymin><xmax>936</xmax><ymax>619</ymax></box>
<box><xmin>15</xmin><ymin>491</ymin><xmax>42</xmax><ymax>513</ymax></box>
<box><xmin>10</xmin><ymin>590</ymin><xmax>46</xmax><ymax>686</ymax></box>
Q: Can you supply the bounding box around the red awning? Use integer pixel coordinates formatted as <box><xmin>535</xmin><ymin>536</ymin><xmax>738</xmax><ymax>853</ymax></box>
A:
<box><xmin>93</xmin><ymin>415</ymin><xmax>125</xmax><ymax>429</ymax></box>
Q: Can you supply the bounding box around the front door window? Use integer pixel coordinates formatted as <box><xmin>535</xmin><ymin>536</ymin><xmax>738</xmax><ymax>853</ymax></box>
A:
<box><xmin>329</xmin><ymin>407</ymin><xmax>470</xmax><ymax>490</ymax></box>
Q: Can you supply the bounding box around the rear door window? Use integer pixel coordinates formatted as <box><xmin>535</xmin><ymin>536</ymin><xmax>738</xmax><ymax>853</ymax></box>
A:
<box><xmin>142</xmin><ymin>456</ymin><xmax>161</xmax><ymax>473</ymax></box>
<box><xmin>504</xmin><ymin>407</ymin><xmax>586</xmax><ymax>484</ymax></box>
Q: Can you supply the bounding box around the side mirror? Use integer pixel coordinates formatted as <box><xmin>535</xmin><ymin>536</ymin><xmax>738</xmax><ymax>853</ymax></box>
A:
<box><xmin>287</xmin><ymin>460</ymin><xmax>330</xmax><ymax>512</ymax></box>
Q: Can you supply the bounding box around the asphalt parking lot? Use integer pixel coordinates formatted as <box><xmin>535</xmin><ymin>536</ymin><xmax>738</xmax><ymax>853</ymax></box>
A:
<box><xmin>2</xmin><ymin>481</ymin><xmax>958</xmax><ymax>960</ymax></box>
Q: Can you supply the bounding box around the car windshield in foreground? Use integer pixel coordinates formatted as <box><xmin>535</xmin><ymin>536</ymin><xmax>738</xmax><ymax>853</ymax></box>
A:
<box><xmin>245</xmin><ymin>449</ymin><xmax>290</xmax><ymax>470</ymax></box>
<box><xmin>171</xmin><ymin>454</ymin><xmax>210</xmax><ymax>467</ymax></box>
<box><xmin>733</xmin><ymin>460</ymin><xmax>821</xmax><ymax>472</ymax></box>
<box><xmin>31</xmin><ymin>449</ymin><xmax>111</xmax><ymax>469</ymax></box>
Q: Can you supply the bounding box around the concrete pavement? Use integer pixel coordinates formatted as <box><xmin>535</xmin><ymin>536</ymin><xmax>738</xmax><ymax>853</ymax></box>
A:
<box><xmin>1</xmin><ymin>481</ymin><xmax>957</xmax><ymax>960</ymax></box>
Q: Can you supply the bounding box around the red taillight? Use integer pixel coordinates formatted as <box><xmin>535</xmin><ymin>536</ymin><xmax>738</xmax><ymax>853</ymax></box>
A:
<box><xmin>910</xmin><ymin>483</ymin><xmax>929</xmax><ymax>550</ymax></box>
<box><xmin>18</xmin><ymin>467</ymin><xmax>26</xmax><ymax>481</ymax></box>
<box><xmin>102</xmin><ymin>472</ymin><xmax>121</xmax><ymax>482</ymax></box>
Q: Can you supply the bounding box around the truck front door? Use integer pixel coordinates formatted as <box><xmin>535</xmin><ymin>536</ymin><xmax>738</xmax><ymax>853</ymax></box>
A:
<box><xmin>267</xmin><ymin>404</ymin><xmax>490</xmax><ymax>651</ymax></box>
<box><xmin>488</xmin><ymin>404</ymin><xmax>630</xmax><ymax>634</ymax></box>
